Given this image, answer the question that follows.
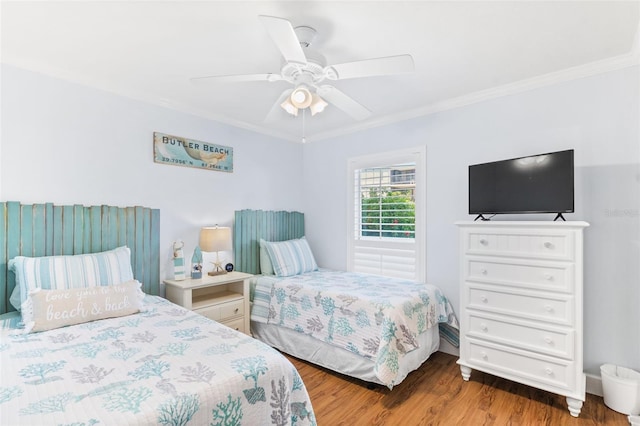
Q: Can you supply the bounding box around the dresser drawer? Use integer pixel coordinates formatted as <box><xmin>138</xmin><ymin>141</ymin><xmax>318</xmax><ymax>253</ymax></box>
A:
<box><xmin>464</xmin><ymin>230</ymin><xmax>574</xmax><ymax>261</ymax></box>
<box><xmin>467</xmin><ymin>285</ymin><xmax>573</xmax><ymax>325</ymax></box>
<box><xmin>466</xmin><ymin>258</ymin><xmax>574</xmax><ymax>292</ymax></box>
<box><xmin>221</xmin><ymin>317</ymin><xmax>245</xmax><ymax>333</ymax></box>
<box><xmin>467</xmin><ymin>313</ymin><xmax>574</xmax><ymax>359</ymax></box>
<box><xmin>466</xmin><ymin>340</ymin><xmax>575</xmax><ymax>391</ymax></box>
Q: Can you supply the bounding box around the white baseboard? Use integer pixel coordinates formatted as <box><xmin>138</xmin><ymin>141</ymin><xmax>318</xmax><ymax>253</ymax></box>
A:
<box><xmin>586</xmin><ymin>372</ymin><xmax>604</xmax><ymax>397</ymax></box>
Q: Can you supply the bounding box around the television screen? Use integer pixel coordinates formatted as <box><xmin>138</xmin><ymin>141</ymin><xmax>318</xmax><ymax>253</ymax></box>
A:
<box><xmin>469</xmin><ymin>149</ymin><xmax>574</xmax><ymax>216</ymax></box>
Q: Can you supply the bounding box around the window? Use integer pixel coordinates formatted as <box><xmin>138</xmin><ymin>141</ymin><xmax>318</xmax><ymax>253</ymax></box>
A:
<box><xmin>347</xmin><ymin>147</ymin><xmax>426</xmax><ymax>281</ymax></box>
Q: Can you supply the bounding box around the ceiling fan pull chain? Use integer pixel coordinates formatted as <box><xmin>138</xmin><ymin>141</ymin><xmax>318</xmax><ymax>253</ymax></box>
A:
<box><xmin>302</xmin><ymin>108</ymin><xmax>307</xmax><ymax>144</ymax></box>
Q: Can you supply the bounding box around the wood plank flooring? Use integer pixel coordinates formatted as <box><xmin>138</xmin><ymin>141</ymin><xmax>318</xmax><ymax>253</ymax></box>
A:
<box><xmin>287</xmin><ymin>351</ymin><xmax>630</xmax><ymax>425</ymax></box>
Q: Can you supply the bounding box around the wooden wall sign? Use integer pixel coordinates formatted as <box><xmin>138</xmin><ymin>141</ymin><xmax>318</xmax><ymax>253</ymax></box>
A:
<box><xmin>153</xmin><ymin>132</ymin><xmax>233</xmax><ymax>173</ymax></box>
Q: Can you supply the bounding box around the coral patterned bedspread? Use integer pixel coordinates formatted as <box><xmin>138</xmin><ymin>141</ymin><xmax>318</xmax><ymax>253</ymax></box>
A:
<box><xmin>251</xmin><ymin>270</ymin><xmax>458</xmax><ymax>388</ymax></box>
<box><xmin>0</xmin><ymin>296</ymin><xmax>315</xmax><ymax>426</ymax></box>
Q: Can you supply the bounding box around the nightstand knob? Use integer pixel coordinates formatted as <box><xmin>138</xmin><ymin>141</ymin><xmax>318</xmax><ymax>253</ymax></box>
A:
<box><xmin>544</xmin><ymin>305</ymin><xmax>554</xmax><ymax>313</ymax></box>
<box><xmin>544</xmin><ymin>241</ymin><xmax>554</xmax><ymax>249</ymax></box>
<box><xmin>481</xmin><ymin>269</ymin><xmax>488</xmax><ymax>275</ymax></box>
<box><xmin>481</xmin><ymin>352</ymin><xmax>488</xmax><ymax>360</ymax></box>
<box><xmin>480</xmin><ymin>296</ymin><xmax>488</xmax><ymax>303</ymax></box>
<box><xmin>544</xmin><ymin>273</ymin><xmax>554</xmax><ymax>281</ymax></box>
<box><xmin>544</xmin><ymin>367</ymin><xmax>554</xmax><ymax>376</ymax></box>
<box><xmin>234</xmin><ymin>308</ymin><xmax>239</xmax><ymax>314</ymax></box>
<box><xmin>544</xmin><ymin>337</ymin><xmax>554</xmax><ymax>345</ymax></box>
<box><xmin>480</xmin><ymin>323</ymin><xmax>488</xmax><ymax>332</ymax></box>
<box><xmin>479</xmin><ymin>239</ymin><xmax>488</xmax><ymax>246</ymax></box>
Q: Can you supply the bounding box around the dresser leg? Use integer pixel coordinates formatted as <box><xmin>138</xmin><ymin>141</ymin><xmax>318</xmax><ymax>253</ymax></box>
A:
<box><xmin>460</xmin><ymin>365</ymin><xmax>472</xmax><ymax>381</ymax></box>
<box><xmin>566</xmin><ymin>397</ymin><xmax>583</xmax><ymax>417</ymax></box>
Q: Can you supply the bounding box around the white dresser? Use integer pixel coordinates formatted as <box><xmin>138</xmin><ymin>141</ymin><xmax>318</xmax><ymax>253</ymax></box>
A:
<box><xmin>456</xmin><ymin>221</ymin><xmax>589</xmax><ymax>417</ymax></box>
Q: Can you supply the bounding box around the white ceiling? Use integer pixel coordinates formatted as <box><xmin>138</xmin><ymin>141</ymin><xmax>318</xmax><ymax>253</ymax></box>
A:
<box><xmin>2</xmin><ymin>1</ymin><xmax>639</xmax><ymax>143</ymax></box>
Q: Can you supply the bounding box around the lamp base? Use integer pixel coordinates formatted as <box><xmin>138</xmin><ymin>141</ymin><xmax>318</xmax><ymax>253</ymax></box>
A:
<box><xmin>208</xmin><ymin>270</ymin><xmax>227</xmax><ymax>277</ymax></box>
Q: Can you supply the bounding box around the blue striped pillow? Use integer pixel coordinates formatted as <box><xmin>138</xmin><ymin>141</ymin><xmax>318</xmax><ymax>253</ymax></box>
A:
<box><xmin>263</xmin><ymin>237</ymin><xmax>318</xmax><ymax>277</ymax></box>
<box><xmin>8</xmin><ymin>246</ymin><xmax>134</xmax><ymax>311</ymax></box>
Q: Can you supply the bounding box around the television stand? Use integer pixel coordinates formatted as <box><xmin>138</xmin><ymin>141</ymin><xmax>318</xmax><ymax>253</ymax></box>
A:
<box><xmin>554</xmin><ymin>213</ymin><xmax>566</xmax><ymax>222</ymax></box>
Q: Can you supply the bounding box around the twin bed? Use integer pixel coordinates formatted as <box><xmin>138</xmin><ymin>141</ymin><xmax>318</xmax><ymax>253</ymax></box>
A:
<box><xmin>233</xmin><ymin>209</ymin><xmax>458</xmax><ymax>389</ymax></box>
<box><xmin>0</xmin><ymin>203</ymin><xmax>457</xmax><ymax>425</ymax></box>
<box><xmin>0</xmin><ymin>202</ymin><xmax>315</xmax><ymax>425</ymax></box>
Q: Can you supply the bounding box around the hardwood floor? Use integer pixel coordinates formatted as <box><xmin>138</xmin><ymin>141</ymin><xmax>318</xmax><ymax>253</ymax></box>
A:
<box><xmin>287</xmin><ymin>351</ymin><xmax>630</xmax><ymax>425</ymax></box>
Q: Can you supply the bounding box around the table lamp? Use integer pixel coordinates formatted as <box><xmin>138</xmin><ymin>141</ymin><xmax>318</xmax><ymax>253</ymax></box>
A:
<box><xmin>199</xmin><ymin>225</ymin><xmax>232</xmax><ymax>276</ymax></box>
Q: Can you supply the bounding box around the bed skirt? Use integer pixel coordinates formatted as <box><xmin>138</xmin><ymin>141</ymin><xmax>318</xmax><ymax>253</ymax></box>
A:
<box><xmin>251</xmin><ymin>321</ymin><xmax>440</xmax><ymax>387</ymax></box>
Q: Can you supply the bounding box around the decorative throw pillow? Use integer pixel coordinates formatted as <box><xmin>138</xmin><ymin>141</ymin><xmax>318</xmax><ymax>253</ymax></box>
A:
<box><xmin>21</xmin><ymin>280</ymin><xmax>144</xmax><ymax>333</ymax></box>
<box><xmin>8</xmin><ymin>246</ymin><xmax>134</xmax><ymax>311</ymax></box>
<box><xmin>259</xmin><ymin>239</ymin><xmax>275</xmax><ymax>275</ymax></box>
<box><xmin>263</xmin><ymin>237</ymin><xmax>318</xmax><ymax>277</ymax></box>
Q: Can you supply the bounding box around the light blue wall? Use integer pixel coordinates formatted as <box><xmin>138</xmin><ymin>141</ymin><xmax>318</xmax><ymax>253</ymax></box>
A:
<box><xmin>2</xmin><ymin>63</ymin><xmax>638</xmax><ymax>377</ymax></box>
<box><xmin>303</xmin><ymin>66</ymin><xmax>640</xmax><ymax>375</ymax></box>
<box><xmin>0</xmin><ymin>64</ymin><xmax>305</xmax><ymax>280</ymax></box>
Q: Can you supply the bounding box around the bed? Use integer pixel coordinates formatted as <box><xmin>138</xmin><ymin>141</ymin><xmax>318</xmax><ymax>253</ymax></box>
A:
<box><xmin>233</xmin><ymin>209</ymin><xmax>458</xmax><ymax>389</ymax></box>
<box><xmin>0</xmin><ymin>202</ymin><xmax>316</xmax><ymax>426</ymax></box>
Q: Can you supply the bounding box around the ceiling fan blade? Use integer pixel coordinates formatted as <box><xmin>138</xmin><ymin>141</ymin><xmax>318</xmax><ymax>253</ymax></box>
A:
<box><xmin>190</xmin><ymin>73</ymin><xmax>281</xmax><ymax>85</ymax></box>
<box><xmin>317</xmin><ymin>85</ymin><xmax>372</xmax><ymax>121</ymax></box>
<box><xmin>264</xmin><ymin>89</ymin><xmax>294</xmax><ymax>122</ymax></box>
<box><xmin>328</xmin><ymin>54</ymin><xmax>414</xmax><ymax>80</ymax></box>
<box><xmin>258</xmin><ymin>15</ymin><xmax>307</xmax><ymax>64</ymax></box>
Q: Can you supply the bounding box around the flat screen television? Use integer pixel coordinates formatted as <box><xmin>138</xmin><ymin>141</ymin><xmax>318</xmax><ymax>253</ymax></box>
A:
<box><xmin>468</xmin><ymin>149</ymin><xmax>574</xmax><ymax>220</ymax></box>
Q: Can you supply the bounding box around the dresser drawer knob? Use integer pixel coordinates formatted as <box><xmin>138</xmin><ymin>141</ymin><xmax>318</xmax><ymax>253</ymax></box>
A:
<box><xmin>544</xmin><ymin>367</ymin><xmax>554</xmax><ymax>376</ymax></box>
<box><xmin>479</xmin><ymin>239</ymin><xmax>488</xmax><ymax>246</ymax></box>
<box><xmin>544</xmin><ymin>241</ymin><xmax>554</xmax><ymax>249</ymax></box>
<box><xmin>234</xmin><ymin>308</ymin><xmax>239</xmax><ymax>314</ymax></box>
<box><xmin>544</xmin><ymin>274</ymin><xmax>554</xmax><ymax>281</ymax></box>
<box><xmin>544</xmin><ymin>305</ymin><xmax>554</xmax><ymax>313</ymax></box>
<box><xmin>480</xmin><ymin>323</ymin><xmax>488</xmax><ymax>332</ymax></box>
<box><xmin>481</xmin><ymin>269</ymin><xmax>488</xmax><ymax>275</ymax></box>
<box><xmin>480</xmin><ymin>296</ymin><xmax>488</xmax><ymax>303</ymax></box>
<box><xmin>544</xmin><ymin>337</ymin><xmax>554</xmax><ymax>345</ymax></box>
<box><xmin>481</xmin><ymin>351</ymin><xmax>488</xmax><ymax>360</ymax></box>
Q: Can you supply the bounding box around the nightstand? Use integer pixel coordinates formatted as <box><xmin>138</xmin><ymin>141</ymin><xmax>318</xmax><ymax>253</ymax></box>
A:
<box><xmin>164</xmin><ymin>271</ymin><xmax>253</xmax><ymax>334</ymax></box>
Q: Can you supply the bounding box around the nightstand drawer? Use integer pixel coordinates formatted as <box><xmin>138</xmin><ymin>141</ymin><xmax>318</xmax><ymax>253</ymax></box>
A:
<box><xmin>196</xmin><ymin>305</ymin><xmax>223</xmax><ymax>321</ymax></box>
<box><xmin>467</xmin><ymin>313</ymin><xmax>574</xmax><ymax>359</ymax></box>
<box><xmin>220</xmin><ymin>299</ymin><xmax>244</xmax><ymax>320</ymax></box>
<box><xmin>221</xmin><ymin>317</ymin><xmax>245</xmax><ymax>333</ymax></box>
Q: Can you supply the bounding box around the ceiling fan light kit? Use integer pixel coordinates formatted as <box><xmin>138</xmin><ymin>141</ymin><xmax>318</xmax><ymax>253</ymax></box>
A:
<box><xmin>290</xmin><ymin>86</ymin><xmax>313</xmax><ymax>108</ymax></box>
<box><xmin>190</xmin><ymin>15</ymin><xmax>414</xmax><ymax>123</ymax></box>
<box><xmin>280</xmin><ymin>97</ymin><xmax>299</xmax><ymax>116</ymax></box>
<box><xmin>310</xmin><ymin>94</ymin><xmax>328</xmax><ymax>116</ymax></box>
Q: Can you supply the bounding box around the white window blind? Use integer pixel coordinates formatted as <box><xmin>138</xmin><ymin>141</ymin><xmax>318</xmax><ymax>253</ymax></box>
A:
<box><xmin>347</xmin><ymin>148</ymin><xmax>425</xmax><ymax>281</ymax></box>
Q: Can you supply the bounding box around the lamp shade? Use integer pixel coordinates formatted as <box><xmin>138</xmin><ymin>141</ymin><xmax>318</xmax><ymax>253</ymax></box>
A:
<box><xmin>199</xmin><ymin>226</ymin><xmax>232</xmax><ymax>252</ymax></box>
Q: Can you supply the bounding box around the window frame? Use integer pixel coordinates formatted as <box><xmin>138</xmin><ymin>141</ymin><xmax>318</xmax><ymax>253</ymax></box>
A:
<box><xmin>346</xmin><ymin>146</ymin><xmax>427</xmax><ymax>282</ymax></box>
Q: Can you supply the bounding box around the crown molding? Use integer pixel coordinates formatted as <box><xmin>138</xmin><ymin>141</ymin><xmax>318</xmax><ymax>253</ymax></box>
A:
<box><xmin>308</xmin><ymin>52</ymin><xmax>640</xmax><ymax>143</ymax></box>
<box><xmin>5</xmin><ymin>50</ymin><xmax>637</xmax><ymax>145</ymax></box>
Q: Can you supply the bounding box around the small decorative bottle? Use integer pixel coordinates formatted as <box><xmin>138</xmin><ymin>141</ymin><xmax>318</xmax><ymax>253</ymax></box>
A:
<box><xmin>191</xmin><ymin>246</ymin><xmax>203</xmax><ymax>279</ymax></box>
<box><xmin>173</xmin><ymin>241</ymin><xmax>186</xmax><ymax>281</ymax></box>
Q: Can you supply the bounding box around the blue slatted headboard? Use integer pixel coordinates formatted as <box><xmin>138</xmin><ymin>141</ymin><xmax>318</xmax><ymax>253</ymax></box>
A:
<box><xmin>0</xmin><ymin>201</ymin><xmax>160</xmax><ymax>314</ymax></box>
<box><xmin>233</xmin><ymin>209</ymin><xmax>304</xmax><ymax>274</ymax></box>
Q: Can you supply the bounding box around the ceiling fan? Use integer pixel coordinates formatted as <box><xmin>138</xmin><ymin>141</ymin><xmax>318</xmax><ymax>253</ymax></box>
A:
<box><xmin>190</xmin><ymin>15</ymin><xmax>415</xmax><ymax>121</ymax></box>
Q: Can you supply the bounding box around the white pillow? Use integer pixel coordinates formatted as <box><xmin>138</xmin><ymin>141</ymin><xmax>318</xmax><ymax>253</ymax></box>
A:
<box><xmin>8</xmin><ymin>246</ymin><xmax>134</xmax><ymax>311</ymax></box>
<box><xmin>21</xmin><ymin>280</ymin><xmax>144</xmax><ymax>333</ymax></box>
<box><xmin>263</xmin><ymin>237</ymin><xmax>318</xmax><ymax>277</ymax></box>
